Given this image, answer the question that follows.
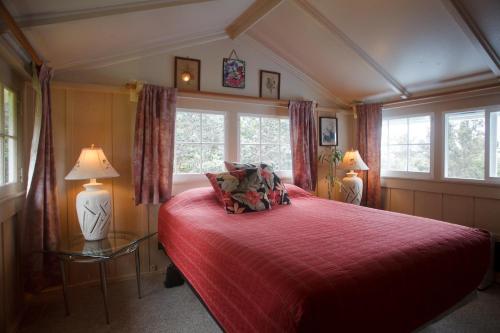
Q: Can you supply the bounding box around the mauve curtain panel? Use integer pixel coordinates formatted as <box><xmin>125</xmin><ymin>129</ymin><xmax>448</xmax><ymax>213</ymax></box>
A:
<box><xmin>23</xmin><ymin>63</ymin><xmax>61</xmax><ymax>292</ymax></box>
<box><xmin>289</xmin><ymin>100</ymin><xmax>318</xmax><ymax>191</ymax></box>
<box><xmin>134</xmin><ymin>84</ymin><xmax>177</xmax><ymax>205</ymax></box>
<box><xmin>356</xmin><ymin>103</ymin><xmax>382</xmax><ymax>208</ymax></box>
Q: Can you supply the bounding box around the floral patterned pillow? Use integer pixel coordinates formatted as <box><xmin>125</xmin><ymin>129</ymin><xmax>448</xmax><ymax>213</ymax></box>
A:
<box><xmin>224</xmin><ymin>161</ymin><xmax>291</xmax><ymax>205</ymax></box>
<box><xmin>206</xmin><ymin>168</ymin><xmax>271</xmax><ymax>214</ymax></box>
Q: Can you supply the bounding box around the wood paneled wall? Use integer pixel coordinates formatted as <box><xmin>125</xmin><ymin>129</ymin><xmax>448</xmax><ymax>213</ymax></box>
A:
<box><xmin>48</xmin><ymin>84</ymin><xmax>167</xmax><ymax>286</ymax></box>
<box><xmin>382</xmin><ymin>178</ymin><xmax>500</xmax><ymax>236</ymax></box>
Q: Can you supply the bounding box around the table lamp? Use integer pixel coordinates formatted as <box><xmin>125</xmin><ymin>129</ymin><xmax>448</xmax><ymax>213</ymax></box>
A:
<box><xmin>339</xmin><ymin>150</ymin><xmax>369</xmax><ymax>205</ymax></box>
<box><xmin>65</xmin><ymin>145</ymin><xmax>119</xmax><ymax>241</ymax></box>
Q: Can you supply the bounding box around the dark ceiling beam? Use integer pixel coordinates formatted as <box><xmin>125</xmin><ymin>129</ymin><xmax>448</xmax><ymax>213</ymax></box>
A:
<box><xmin>293</xmin><ymin>0</ymin><xmax>411</xmax><ymax>99</ymax></box>
<box><xmin>441</xmin><ymin>0</ymin><xmax>500</xmax><ymax>77</ymax></box>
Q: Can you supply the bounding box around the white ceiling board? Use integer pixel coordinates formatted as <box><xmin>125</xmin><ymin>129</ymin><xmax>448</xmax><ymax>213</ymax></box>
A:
<box><xmin>19</xmin><ymin>0</ymin><xmax>252</xmax><ymax>68</ymax></box>
<box><xmin>308</xmin><ymin>0</ymin><xmax>490</xmax><ymax>89</ymax></box>
<box><xmin>461</xmin><ymin>0</ymin><xmax>500</xmax><ymax>62</ymax></box>
<box><xmin>250</xmin><ymin>1</ymin><xmax>392</xmax><ymax>101</ymax></box>
<box><xmin>4</xmin><ymin>0</ymin><xmax>151</xmax><ymax>16</ymax></box>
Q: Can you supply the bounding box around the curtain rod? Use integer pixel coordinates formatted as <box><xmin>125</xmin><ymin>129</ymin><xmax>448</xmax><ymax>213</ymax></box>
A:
<box><xmin>0</xmin><ymin>2</ymin><xmax>42</xmax><ymax>66</ymax></box>
<box><xmin>382</xmin><ymin>82</ymin><xmax>500</xmax><ymax>107</ymax></box>
<box><xmin>125</xmin><ymin>82</ymin><xmax>320</xmax><ymax>108</ymax></box>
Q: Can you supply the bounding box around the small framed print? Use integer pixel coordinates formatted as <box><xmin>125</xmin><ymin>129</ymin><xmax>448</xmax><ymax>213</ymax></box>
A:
<box><xmin>259</xmin><ymin>70</ymin><xmax>281</xmax><ymax>99</ymax></box>
<box><xmin>319</xmin><ymin>117</ymin><xmax>338</xmax><ymax>146</ymax></box>
<box><xmin>222</xmin><ymin>57</ymin><xmax>246</xmax><ymax>88</ymax></box>
<box><xmin>174</xmin><ymin>56</ymin><xmax>201</xmax><ymax>91</ymax></box>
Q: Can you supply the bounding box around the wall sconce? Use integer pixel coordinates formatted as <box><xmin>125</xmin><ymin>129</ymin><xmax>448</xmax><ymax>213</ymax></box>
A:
<box><xmin>181</xmin><ymin>69</ymin><xmax>192</xmax><ymax>83</ymax></box>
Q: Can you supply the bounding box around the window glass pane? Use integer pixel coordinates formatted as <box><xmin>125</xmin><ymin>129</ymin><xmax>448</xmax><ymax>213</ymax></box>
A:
<box><xmin>388</xmin><ymin>118</ymin><xmax>408</xmax><ymax>145</ymax></box>
<box><xmin>280</xmin><ymin>119</ymin><xmax>290</xmax><ymax>144</ymax></box>
<box><xmin>240</xmin><ymin>144</ymin><xmax>260</xmax><ymax>163</ymax></box>
<box><xmin>3</xmin><ymin>89</ymin><xmax>15</xmax><ymax>136</ymax></box>
<box><xmin>491</xmin><ymin>112</ymin><xmax>500</xmax><ymax>178</ymax></box>
<box><xmin>240</xmin><ymin>116</ymin><xmax>260</xmax><ymax>144</ymax></box>
<box><xmin>408</xmin><ymin>144</ymin><xmax>430</xmax><ymax>172</ymax></box>
<box><xmin>280</xmin><ymin>144</ymin><xmax>292</xmax><ymax>171</ymax></box>
<box><xmin>381</xmin><ymin>120</ymin><xmax>388</xmax><ymax>146</ymax></box>
<box><xmin>201</xmin><ymin>144</ymin><xmax>224</xmax><ymax>173</ymax></box>
<box><xmin>388</xmin><ymin>145</ymin><xmax>407</xmax><ymax>171</ymax></box>
<box><xmin>446</xmin><ymin>111</ymin><xmax>485</xmax><ymax>180</ymax></box>
<box><xmin>261</xmin><ymin>144</ymin><xmax>280</xmax><ymax>169</ymax></box>
<box><xmin>261</xmin><ymin>118</ymin><xmax>279</xmax><ymax>144</ymax></box>
<box><xmin>174</xmin><ymin>143</ymin><xmax>201</xmax><ymax>173</ymax></box>
<box><xmin>175</xmin><ymin>112</ymin><xmax>201</xmax><ymax>143</ymax></box>
<box><xmin>0</xmin><ymin>138</ymin><xmax>4</xmax><ymax>185</ymax></box>
<box><xmin>409</xmin><ymin>116</ymin><xmax>430</xmax><ymax>144</ymax></box>
<box><xmin>202</xmin><ymin>114</ymin><xmax>224</xmax><ymax>143</ymax></box>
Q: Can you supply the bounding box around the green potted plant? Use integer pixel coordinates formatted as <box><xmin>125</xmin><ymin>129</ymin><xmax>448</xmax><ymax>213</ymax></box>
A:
<box><xmin>319</xmin><ymin>147</ymin><xmax>343</xmax><ymax>200</ymax></box>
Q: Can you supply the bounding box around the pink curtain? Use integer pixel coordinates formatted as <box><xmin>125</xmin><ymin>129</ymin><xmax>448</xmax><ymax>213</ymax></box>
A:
<box><xmin>289</xmin><ymin>101</ymin><xmax>318</xmax><ymax>191</ymax></box>
<box><xmin>134</xmin><ymin>84</ymin><xmax>177</xmax><ymax>205</ymax></box>
<box><xmin>356</xmin><ymin>103</ymin><xmax>382</xmax><ymax>208</ymax></box>
<box><xmin>23</xmin><ymin>64</ymin><xmax>61</xmax><ymax>292</ymax></box>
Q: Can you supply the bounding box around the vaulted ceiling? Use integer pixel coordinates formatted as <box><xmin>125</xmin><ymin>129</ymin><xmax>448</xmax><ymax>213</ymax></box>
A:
<box><xmin>2</xmin><ymin>0</ymin><xmax>500</xmax><ymax>103</ymax></box>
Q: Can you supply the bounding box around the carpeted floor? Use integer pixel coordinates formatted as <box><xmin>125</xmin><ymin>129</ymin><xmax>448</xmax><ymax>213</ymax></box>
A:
<box><xmin>18</xmin><ymin>272</ymin><xmax>500</xmax><ymax>333</ymax></box>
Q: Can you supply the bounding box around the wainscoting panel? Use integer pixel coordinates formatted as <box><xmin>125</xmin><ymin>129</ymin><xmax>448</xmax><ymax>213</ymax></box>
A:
<box><xmin>442</xmin><ymin>195</ymin><xmax>474</xmax><ymax>227</ymax></box>
<box><xmin>389</xmin><ymin>189</ymin><xmax>414</xmax><ymax>214</ymax></box>
<box><xmin>414</xmin><ymin>191</ymin><xmax>442</xmax><ymax>220</ymax></box>
<box><xmin>475</xmin><ymin>198</ymin><xmax>500</xmax><ymax>236</ymax></box>
<box><xmin>382</xmin><ymin>178</ymin><xmax>500</xmax><ymax>237</ymax></box>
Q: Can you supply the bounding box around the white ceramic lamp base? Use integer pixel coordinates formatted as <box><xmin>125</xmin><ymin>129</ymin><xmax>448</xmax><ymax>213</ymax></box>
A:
<box><xmin>342</xmin><ymin>171</ymin><xmax>363</xmax><ymax>205</ymax></box>
<box><xmin>76</xmin><ymin>181</ymin><xmax>112</xmax><ymax>241</ymax></box>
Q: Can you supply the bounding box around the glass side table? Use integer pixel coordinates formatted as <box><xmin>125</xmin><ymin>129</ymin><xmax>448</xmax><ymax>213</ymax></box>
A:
<box><xmin>48</xmin><ymin>231</ymin><xmax>156</xmax><ymax>324</ymax></box>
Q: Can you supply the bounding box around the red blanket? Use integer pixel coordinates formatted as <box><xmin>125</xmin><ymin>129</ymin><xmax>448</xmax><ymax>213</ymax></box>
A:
<box><xmin>158</xmin><ymin>185</ymin><xmax>490</xmax><ymax>332</ymax></box>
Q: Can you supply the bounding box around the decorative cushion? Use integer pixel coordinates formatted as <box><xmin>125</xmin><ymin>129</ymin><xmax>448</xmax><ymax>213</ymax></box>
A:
<box><xmin>206</xmin><ymin>168</ymin><xmax>271</xmax><ymax>214</ymax></box>
<box><xmin>224</xmin><ymin>161</ymin><xmax>291</xmax><ymax>205</ymax></box>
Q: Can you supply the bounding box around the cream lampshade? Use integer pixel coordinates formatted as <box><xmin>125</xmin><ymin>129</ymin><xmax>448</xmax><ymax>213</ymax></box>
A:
<box><xmin>339</xmin><ymin>150</ymin><xmax>369</xmax><ymax>205</ymax></box>
<box><xmin>65</xmin><ymin>145</ymin><xmax>119</xmax><ymax>241</ymax></box>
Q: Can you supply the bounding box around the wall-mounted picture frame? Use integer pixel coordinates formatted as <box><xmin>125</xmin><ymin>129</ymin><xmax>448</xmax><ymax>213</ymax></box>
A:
<box><xmin>259</xmin><ymin>70</ymin><xmax>280</xmax><ymax>99</ymax></box>
<box><xmin>222</xmin><ymin>50</ymin><xmax>245</xmax><ymax>89</ymax></box>
<box><xmin>174</xmin><ymin>56</ymin><xmax>201</xmax><ymax>91</ymax></box>
<box><xmin>319</xmin><ymin>117</ymin><xmax>338</xmax><ymax>146</ymax></box>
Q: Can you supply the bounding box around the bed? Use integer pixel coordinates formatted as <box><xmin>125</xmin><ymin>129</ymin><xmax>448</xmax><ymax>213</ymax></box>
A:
<box><xmin>158</xmin><ymin>184</ymin><xmax>490</xmax><ymax>332</ymax></box>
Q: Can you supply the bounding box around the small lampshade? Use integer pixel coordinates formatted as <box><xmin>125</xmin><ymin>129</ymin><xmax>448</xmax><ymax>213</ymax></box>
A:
<box><xmin>340</xmin><ymin>150</ymin><xmax>369</xmax><ymax>171</ymax></box>
<box><xmin>65</xmin><ymin>146</ymin><xmax>119</xmax><ymax>180</ymax></box>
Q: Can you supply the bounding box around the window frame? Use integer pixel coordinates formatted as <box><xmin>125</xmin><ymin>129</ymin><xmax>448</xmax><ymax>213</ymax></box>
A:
<box><xmin>442</xmin><ymin>105</ymin><xmax>500</xmax><ymax>185</ymax></box>
<box><xmin>0</xmin><ymin>84</ymin><xmax>19</xmax><ymax>200</ymax></box>
<box><xmin>173</xmin><ymin>108</ymin><xmax>228</xmax><ymax>175</ymax></box>
<box><xmin>380</xmin><ymin>112</ymin><xmax>435</xmax><ymax>180</ymax></box>
<box><xmin>236</xmin><ymin>112</ymin><xmax>292</xmax><ymax>174</ymax></box>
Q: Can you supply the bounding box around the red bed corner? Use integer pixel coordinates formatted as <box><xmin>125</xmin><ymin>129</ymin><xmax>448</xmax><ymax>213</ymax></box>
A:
<box><xmin>158</xmin><ymin>184</ymin><xmax>491</xmax><ymax>333</ymax></box>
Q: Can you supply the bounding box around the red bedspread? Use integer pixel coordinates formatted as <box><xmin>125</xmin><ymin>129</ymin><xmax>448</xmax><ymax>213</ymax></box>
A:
<box><xmin>158</xmin><ymin>185</ymin><xmax>490</xmax><ymax>333</ymax></box>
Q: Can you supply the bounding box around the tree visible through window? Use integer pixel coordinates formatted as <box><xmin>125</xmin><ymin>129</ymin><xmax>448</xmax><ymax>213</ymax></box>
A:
<box><xmin>174</xmin><ymin>110</ymin><xmax>225</xmax><ymax>174</ymax></box>
<box><xmin>445</xmin><ymin>111</ymin><xmax>485</xmax><ymax>180</ymax></box>
<box><xmin>381</xmin><ymin>115</ymin><xmax>431</xmax><ymax>174</ymax></box>
<box><xmin>0</xmin><ymin>87</ymin><xmax>16</xmax><ymax>186</ymax></box>
<box><xmin>239</xmin><ymin>115</ymin><xmax>291</xmax><ymax>171</ymax></box>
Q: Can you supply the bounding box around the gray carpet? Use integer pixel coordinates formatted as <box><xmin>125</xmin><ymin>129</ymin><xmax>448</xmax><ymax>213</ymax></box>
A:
<box><xmin>18</xmin><ymin>273</ymin><xmax>500</xmax><ymax>333</ymax></box>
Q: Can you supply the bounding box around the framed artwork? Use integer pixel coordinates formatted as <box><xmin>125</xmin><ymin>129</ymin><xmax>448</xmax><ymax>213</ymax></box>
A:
<box><xmin>174</xmin><ymin>56</ymin><xmax>201</xmax><ymax>91</ymax></box>
<box><xmin>222</xmin><ymin>50</ymin><xmax>245</xmax><ymax>88</ymax></box>
<box><xmin>259</xmin><ymin>70</ymin><xmax>281</xmax><ymax>99</ymax></box>
<box><xmin>319</xmin><ymin>117</ymin><xmax>338</xmax><ymax>146</ymax></box>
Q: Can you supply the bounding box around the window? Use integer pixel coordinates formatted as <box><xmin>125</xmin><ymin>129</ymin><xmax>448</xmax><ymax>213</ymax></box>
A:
<box><xmin>239</xmin><ymin>115</ymin><xmax>291</xmax><ymax>171</ymax></box>
<box><xmin>0</xmin><ymin>87</ymin><xmax>17</xmax><ymax>186</ymax></box>
<box><xmin>174</xmin><ymin>109</ymin><xmax>225</xmax><ymax>174</ymax></box>
<box><xmin>490</xmin><ymin>111</ymin><xmax>500</xmax><ymax>178</ymax></box>
<box><xmin>445</xmin><ymin>111</ymin><xmax>485</xmax><ymax>180</ymax></box>
<box><xmin>381</xmin><ymin>115</ymin><xmax>432</xmax><ymax>176</ymax></box>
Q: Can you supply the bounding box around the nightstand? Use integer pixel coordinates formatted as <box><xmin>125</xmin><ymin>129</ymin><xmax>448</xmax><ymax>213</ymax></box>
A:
<box><xmin>47</xmin><ymin>231</ymin><xmax>156</xmax><ymax>324</ymax></box>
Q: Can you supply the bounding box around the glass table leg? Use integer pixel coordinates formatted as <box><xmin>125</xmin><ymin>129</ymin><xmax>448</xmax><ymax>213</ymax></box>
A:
<box><xmin>99</xmin><ymin>261</ymin><xmax>110</xmax><ymax>324</ymax></box>
<box><xmin>135</xmin><ymin>247</ymin><xmax>142</xmax><ymax>299</ymax></box>
<box><xmin>60</xmin><ymin>259</ymin><xmax>70</xmax><ymax>316</ymax></box>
